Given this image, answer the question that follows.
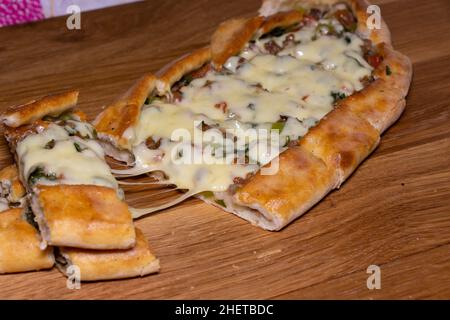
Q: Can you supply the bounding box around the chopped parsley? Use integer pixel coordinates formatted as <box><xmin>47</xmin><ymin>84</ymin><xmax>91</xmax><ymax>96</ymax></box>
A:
<box><xmin>331</xmin><ymin>91</ymin><xmax>347</xmax><ymax>103</ymax></box>
<box><xmin>200</xmin><ymin>191</ymin><xmax>214</xmax><ymax>198</ymax></box>
<box><xmin>28</xmin><ymin>167</ymin><xmax>57</xmax><ymax>186</ymax></box>
<box><xmin>144</xmin><ymin>96</ymin><xmax>155</xmax><ymax>105</ymax></box>
<box><xmin>215</xmin><ymin>199</ymin><xmax>226</xmax><ymax>207</ymax></box>
<box><xmin>23</xmin><ymin>209</ymin><xmax>39</xmax><ymax>230</ymax></box>
<box><xmin>44</xmin><ymin>139</ymin><xmax>55</xmax><ymax>149</ymax></box>
<box><xmin>74</xmin><ymin>142</ymin><xmax>84</xmax><ymax>152</ymax></box>
<box><xmin>271</xmin><ymin>121</ymin><xmax>286</xmax><ymax>132</ymax></box>
<box><xmin>259</xmin><ymin>26</ymin><xmax>287</xmax><ymax>39</ymax></box>
<box><xmin>386</xmin><ymin>65</ymin><xmax>392</xmax><ymax>76</ymax></box>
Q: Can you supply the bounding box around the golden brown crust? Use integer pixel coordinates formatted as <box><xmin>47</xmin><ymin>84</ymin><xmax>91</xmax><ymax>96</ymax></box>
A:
<box><xmin>156</xmin><ymin>47</ymin><xmax>212</xmax><ymax>95</ymax></box>
<box><xmin>339</xmin><ymin>44</ymin><xmax>412</xmax><ymax>133</ymax></box>
<box><xmin>299</xmin><ymin>107</ymin><xmax>380</xmax><ymax>185</ymax></box>
<box><xmin>211</xmin><ymin>16</ymin><xmax>264</xmax><ymax>70</ymax></box>
<box><xmin>0</xmin><ymin>208</ymin><xmax>54</xmax><ymax>274</ymax></box>
<box><xmin>259</xmin><ymin>10</ymin><xmax>304</xmax><ymax>35</ymax></box>
<box><xmin>3</xmin><ymin>120</ymin><xmax>49</xmax><ymax>153</ymax></box>
<box><xmin>1</xmin><ymin>91</ymin><xmax>78</xmax><ymax>128</ymax></box>
<box><xmin>351</xmin><ymin>0</ymin><xmax>391</xmax><ymax>45</ymax></box>
<box><xmin>233</xmin><ymin>146</ymin><xmax>337</xmax><ymax>230</ymax></box>
<box><xmin>33</xmin><ymin>185</ymin><xmax>135</xmax><ymax>250</ymax></box>
<box><xmin>57</xmin><ymin>228</ymin><xmax>159</xmax><ymax>281</ymax></box>
<box><xmin>94</xmin><ymin>74</ymin><xmax>156</xmax><ymax>151</ymax></box>
<box><xmin>0</xmin><ymin>165</ymin><xmax>26</xmax><ymax>203</ymax></box>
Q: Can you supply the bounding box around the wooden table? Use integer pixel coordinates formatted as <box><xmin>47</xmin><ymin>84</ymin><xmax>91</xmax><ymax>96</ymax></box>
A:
<box><xmin>0</xmin><ymin>0</ymin><xmax>449</xmax><ymax>299</ymax></box>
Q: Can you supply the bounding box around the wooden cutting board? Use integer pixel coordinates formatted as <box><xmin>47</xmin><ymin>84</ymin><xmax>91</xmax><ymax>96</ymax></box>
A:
<box><xmin>0</xmin><ymin>0</ymin><xmax>449</xmax><ymax>299</ymax></box>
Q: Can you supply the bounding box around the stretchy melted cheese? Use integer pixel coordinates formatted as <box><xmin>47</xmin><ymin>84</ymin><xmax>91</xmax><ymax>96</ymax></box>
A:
<box><xmin>17</xmin><ymin>123</ymin><xmax>117</xmax><ymax>189</ymax></box>
<box><xmin>126</xmin><ymin>19</ymin><xmax>372</xmax><ymax>195</ymax></box>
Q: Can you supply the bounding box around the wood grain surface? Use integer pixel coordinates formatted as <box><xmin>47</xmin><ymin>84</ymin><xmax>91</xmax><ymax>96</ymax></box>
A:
<box><xmin>0</xmin><ymin>0</ymin><xmax>449</xmax><ymax>299</ymax></box>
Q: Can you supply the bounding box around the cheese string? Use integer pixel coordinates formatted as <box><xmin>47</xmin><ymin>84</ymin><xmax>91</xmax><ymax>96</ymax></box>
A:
<box><xmin>129</xmin><ymin>190</ymin><xmax>199</xmax><ymax>219</ymax></box>
<box><xmin>112</xmin><ymin>165</ymin><xmax>204</xmax><ymax>218</ymax></box>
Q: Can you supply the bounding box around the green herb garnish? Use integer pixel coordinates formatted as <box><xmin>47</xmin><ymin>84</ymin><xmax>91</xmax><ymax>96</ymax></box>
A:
<box><xmin>261</xmin><ymin>26</ymin><xmax>286</xmax><ymax>39</ymax></box>
<box><xmin>59</xmin><ymin>112</ymin><xmax>73</xmax><ymax>121</ymax></box>
<box><xmin>215</xmin><ymin>199</ymin><xmax>226</xmax><ymax>207</ymax></box>
<box><xmin>386</xmin><ymin>65</ymin><xmax>392</xmax><ymax>76</ymax></box>
<box><xmin>64</xmin><ymin>125</ymin><xmax>77</xmax><ymax>136</ymax></box>
<box><xmin>23</xmin><ymin>209</ymin><xmax>39</xmax><ymax>230</ymax></box>
<box><xmin>44</xmin><ymin>139</ymin><xmax>55</xmax><ymax>149</ymax></box>
<box><xmin>200</xmin><ymin>191</ymin><xmax>214</xmax><ymax>198</ymax></box>
<box><xmin>271</xmin><ymin>121</ymin><xmax>286</xmax><ymax>132</ymax></box>
<box><xmin>269</xmin><ymin>27</ymin><xmax>286</xmax><ymax>37</ymax></box>
<box><xmin>284</xmin><ymin>136</ymin><xmax>291</xmax><ymax>147</ymax></box>
<box><xmin>144</xmin><ymin>96</ymin><xmax>155</xmax><ymax>105</ymax></box>
<box><xmin>28</xmin><ymin>167</ymin><xmax>57</xmax><ymax>185</ymax></box>
<box><xmin>331</xmin><ymin>91</ymin><xmax>347</xmax><ymax>103</ymax></box>
<box><xmin>74</xmin><ymin>142</ymin><xmax>84</xmax><ymax>152</ymax></box>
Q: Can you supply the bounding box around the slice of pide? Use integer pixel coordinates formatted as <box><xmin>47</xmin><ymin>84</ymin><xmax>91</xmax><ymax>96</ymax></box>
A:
<box><xmin>56</xmin><ymin>228</ymin><xmax>159</xmax><ymax>281</ymax></box>
<box><xmin>0</xmin><ymin>207</ymin><xmax>54</xmax><ymax>274</ymax></box>
<box><xmin>1</xmin><ymin>91</ymin><xmax>136</xmax><ymax>249</ymax></box>
<box><xmin>0</xmin><ymin>165</ymin><xmax>159</xmax><ymax>280</ymax></box>
<box><xmin>1</xmin><ymin>91</ymin><xmax>78</xmax><ymax>128</ymax></box>
<box><xmin>0</xmin><ymin>165</ymin><xmax>53</xmax><ymax>274</ymax></box>
<box><xmin>32</xmin><ymin>185</ymin><xmax>135</xmax><ymax>250</ymax></box>
<box><xmin>0</xmin><ymin>165</ymin><xmax>26</xmax><ymax>209</ymax></box>
<box><xmin>94</xmin><ymin>1</ymin><xmax>412</xmax><ymax>230</ymax></box>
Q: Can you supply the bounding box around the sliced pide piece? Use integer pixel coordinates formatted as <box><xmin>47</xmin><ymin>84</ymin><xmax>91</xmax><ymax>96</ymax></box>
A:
<box><xmin>211</xmin><ymin>16</ymin><xmax>264</xmax><ymax>70</ymax></box>
<box><xmin>0</xmin><ymin>165</ymin><xmax>26</xmax><ymax>207</ymax></box>
<box><xmin>1</xmin><ymin>91</ymin><xmax>78</xmax><ymax>128</ymax></box>
<box><xmin>56</xmin><ymin>228</ymin><xmax>159</xmax><ymax>281</ymax></box>
<box><xmin>156</xmin><ymin>46</ymin><xmax>212</xmax><ymax>95</ymax></box>
<box><xmin>299</xmin><ymin>107</ymin><xmax>380</xmax><ymax>185</ymax></box>
<box><xmin>232</xmin><ymin>146</ymin><xmax>338</xmax><ymax>230</ymax></box>
<box><xmin>0</xmin><ymin>208</ymin><xmax>54</xmax><ymax>274</ymax></box>
<box><xmin>32</xmin><ymin>185</ymin><xmax>135</xmax><ymax>250</ymax></box>
<box><xmin>94</xmin><ymin>74</ymin><xmax>156</xmax><ymax>155</ymax></box>
<box><xmin>1</xmin><ymin>91</ymin><xmax>136</xmax><ymax>249</ymax></box>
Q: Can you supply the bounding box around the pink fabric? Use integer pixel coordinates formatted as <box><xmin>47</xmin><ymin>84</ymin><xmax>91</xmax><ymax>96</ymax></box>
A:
<box><xmin>0</xmin><ymin>0</ymin><xmax>44</xmax><ymax>27</ymax></box>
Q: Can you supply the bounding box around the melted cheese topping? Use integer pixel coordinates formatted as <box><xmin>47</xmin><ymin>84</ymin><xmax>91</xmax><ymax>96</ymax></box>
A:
<box><xmin>126</xmin><ymin>18</ymin><xmax>372</xmax><ymax>195</ymax></box>
<box><xmin>17</xmin><ymin>123</ymin><xmax>117</xmax><ymax>189</ymax></box>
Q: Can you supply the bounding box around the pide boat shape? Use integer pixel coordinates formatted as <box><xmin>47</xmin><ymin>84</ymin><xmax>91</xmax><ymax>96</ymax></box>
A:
<box><xmin>94</xmin><ymin>0</ymin><xmax>412</xmax><ymax>230</ymax></box>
